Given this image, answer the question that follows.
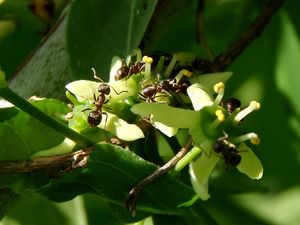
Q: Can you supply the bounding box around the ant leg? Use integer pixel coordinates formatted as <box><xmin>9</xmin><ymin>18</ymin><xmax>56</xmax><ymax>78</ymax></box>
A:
<box><xmin>102</xmin><ymin>111</ymin><xmax>108</xmax><ymax>130</ymax></box>
<box><xmin>81</xmin><ymin>108</ymin><xmax>92</xmax><ymax>112</ymax></box>
<box><xmin>109</xmin><ymin>85</ymin><xmax>128</xmax><ymax>95</ymax></box>
<box><xmin>93</xmin><ymin>93</ymin><xmax>98</xmax><ymax>102</ymax></box>
<box><xmin>138</xmin><ymin>92</ymin><xmax>147</xmax><ymax>101</ymax></box>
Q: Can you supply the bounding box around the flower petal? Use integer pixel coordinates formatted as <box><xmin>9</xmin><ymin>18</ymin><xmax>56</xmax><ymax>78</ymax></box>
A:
<box><xmin>189</xmin><ymin>72</ymin><xmax>233</xmax><ymax>95</ymax></box>
<box><xmin>65</xmin><ymin>80</ymin><xmax>99</xmax><ymax>102</ymax></box>
<box><xmin>109</xmin><ymin>56</ymin><xmax>122</xmax><ymax>82</ymax></box>
<box><xmin>31</xmin><ymin>138</ymin><xmax>76</xmax><ymax>158</ymax></box>
<box><xmin>153</xmin><ymin>121</ymin><xmax>178</xmax><ymax>137</ymax></box>
<box><xmin>189</xmin><ymin>148</ymin><xmax>219</xmax><ymax>200</ymax></box>
<box><xmin>99</xmin><ymin>112</ymin><xmax>144</xmax><ymax>141</ymax></box>
<box><xmin>65</xmin><ymin>76</ymin><xmax>141</xmax><ymax>103</ymax></box>
<box><xmin>187</xmin><ymin>83</ymin><xmax>213</xmax><ymax>111</ymax></box>
<box><xmin>236</xmin><ymin>143</ymin><xmax>263</xmax><ymax>179</ymax></box>
<box><xmin>131</xmin><ymin>102</ymin><xmax>200</xmax><ymax>129</ymax></box>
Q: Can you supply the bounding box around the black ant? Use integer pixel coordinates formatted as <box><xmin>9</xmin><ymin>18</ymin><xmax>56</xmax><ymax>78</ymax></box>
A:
<box><xmin>213</xmin><ymin>136</ymin><xmax>241</xmax><ymax>167</ymax></box>
<box><xmin>225</xmin><ymin>98</ymin><xmax>241</xmax><ymax>113</ymax></box>
<box><xmin>139</xmin><ymin>76</ymin><xmax>190</xmax><ymax>102</ymax></box>
<box><xmin>139</xmin><ymin>76</ymin><xmax>171</xmax><ymax>102</ymax></box>
<box><xmin>84</xmin><ymin>68</ymin><xmax>127</xmax><ymax>127</ymax></box>
<box><xmin>115</xmin><ymin>59</ymin><xmax>145</xmax><ymax>80</ymax></box>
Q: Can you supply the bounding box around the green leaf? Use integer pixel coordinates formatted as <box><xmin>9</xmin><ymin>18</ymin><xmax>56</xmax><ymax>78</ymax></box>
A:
<box><xmin>275</xmin><ymin>12</ymin><xmax>300</xmax><ymax>116</ymax></box>
<box><xmin>84</xmin><ymin>195</ymin><xmax>130</xmax><ymax>225</ymax></box>
<box><xmin>189</xmin><ymin>72</ymin><xmax>233</xmax><ymax>95</ymax></box>
<box><xmin>67</xmin><ymin>0</ymin><xmax>158</xmax><ymax>80</ymax></box>
<box><xmin>0</xmin><ymin>99</ymin><xmax>70</xmax><ymax>161</ymax></box>
<box><xmin>8</xmin><ymin>13</ymin><xmax>71</xmax><ymax>99</ymax></box>
<box><xmin>2</xmin><ymin>192</ymin><xmax>88</xmax><ymax>225</ymax></box>
<box><xmin>39</xmin><ymin>143</ymin><xmax>195</xmax><ymax>216</ymax></box>
<box><xmin>0</xmin><ymin>106</ymin><xmax>19</xmax><ymax>122</ymax></box>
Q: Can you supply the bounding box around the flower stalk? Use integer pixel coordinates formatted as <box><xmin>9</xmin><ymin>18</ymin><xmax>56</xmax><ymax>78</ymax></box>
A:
<box><xmin>0</xmin><ymin>86</ymin><xmax>94</xmax><ymax>148</ymax></box>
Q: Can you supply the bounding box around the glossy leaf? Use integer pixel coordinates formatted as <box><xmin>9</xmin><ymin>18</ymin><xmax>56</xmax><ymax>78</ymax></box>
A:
<box><xmin>0</xmin><ymin>99</ymin><xmax>70</xmax><ymax>161</ymax></box>
<box><xmin>8</xmin><ymin>14</ymin><xmax>71</xmax><ymax>99</ymax></box>
<box><xmin>39</xmin><ymin>143</ymin><xmax>195</xmax><ymax>216</ymax></box>
<box><xmin>189</xmin><ymin>72</ymin><xmax>233</xmax><ymax>95</ymax></box>
<box><xmin>67</xmin><ymin>0</ymin><xmax>158</xmax><ymax>80</ymax></box>
<box><xmin>2</xmin><ymin>193</ymin><xmax>88</xmax><ymax>225</ymax></box>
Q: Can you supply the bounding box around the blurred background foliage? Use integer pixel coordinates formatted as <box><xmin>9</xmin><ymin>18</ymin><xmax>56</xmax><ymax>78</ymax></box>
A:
<box><xmin>0</xmin><ymin>0</ymin><xmax>300</xmax><ymax>224</ymax></box>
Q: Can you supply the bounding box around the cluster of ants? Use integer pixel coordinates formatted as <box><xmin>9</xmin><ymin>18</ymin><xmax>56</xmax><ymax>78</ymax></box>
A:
<box><xmin>86</xmin><ymin>58</ymin><xmax>243</xmax><ymax>167</ymax></box>
<box><xmin>85</xmin><ymin>59</ymin><xmax>191</xmax><ymax>127</ymax></box>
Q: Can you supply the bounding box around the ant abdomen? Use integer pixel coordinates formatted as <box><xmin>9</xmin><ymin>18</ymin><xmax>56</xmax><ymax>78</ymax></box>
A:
<box><xmin>225</xmin><ymin>98</ymin><xmax>241</xmax><ymax>113</ymax></box>
<box><xmin>87</xmin><ymin>110</ymin><xmax>102</xmax><ymax>127</ymax></box>
<box><xmin>213</xmin><ymin>138</ymin><xmax>241</xmax><ymax>167</ymax></box>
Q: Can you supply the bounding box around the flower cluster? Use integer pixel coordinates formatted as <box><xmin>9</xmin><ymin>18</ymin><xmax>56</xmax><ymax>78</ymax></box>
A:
<box><xmin>65</xmin><ymin>49</ymin><xmax>263</xmax><ymax>201</ymax></box>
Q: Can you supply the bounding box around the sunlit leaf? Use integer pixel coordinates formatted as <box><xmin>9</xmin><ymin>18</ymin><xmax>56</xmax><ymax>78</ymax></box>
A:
<box><xmin>0</xmin><ymin>99</ymin><xmax>70</xmax><ymax>161</ymax></box>
<box><xmin>39</xmin><ymin>143</ymin><xmax>195</xmax><ymax>216</ymax></box>
<box><xmin>67</xmin><ymin>0</ymin><xmax>158</xmax><ymax>80</ymax></box>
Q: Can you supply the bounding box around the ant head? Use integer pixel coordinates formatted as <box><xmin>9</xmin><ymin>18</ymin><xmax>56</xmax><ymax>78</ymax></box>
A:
<box><xmin>98</xmin><ymin>83</ymin><xmax>110</xmax><ymax>95</ymax></box>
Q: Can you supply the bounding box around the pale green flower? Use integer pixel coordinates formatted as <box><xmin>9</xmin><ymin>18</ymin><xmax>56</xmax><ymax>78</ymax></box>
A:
<box><xmin>65</xmin><ymin>64</ymin><xmax>145</xmax><ymax>142</ymax></box>
<box><xmin>132</xmin><ymin>73</ymin><xmax>263</xmax><ymax>201</ymax></box>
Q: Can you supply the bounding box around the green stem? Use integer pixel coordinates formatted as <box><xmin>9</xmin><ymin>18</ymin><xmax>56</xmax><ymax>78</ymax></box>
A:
<box><xmin>0</xmin><ymin>87</ymin><xmax>94</xmax><ymax>147</ymax></box>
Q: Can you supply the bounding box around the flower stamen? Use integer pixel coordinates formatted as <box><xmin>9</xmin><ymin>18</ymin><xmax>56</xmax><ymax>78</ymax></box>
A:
<box><xmin>164</xmin><ymin>54</ymin><xmax>178</xmax><ymax>77</ymax></box>
<box><xmin>215</xmin><ymin>109</ymin><xmax>225</xmax><ymax>122</ymax></box>
<box><xmin>175</xmin><ymin>69</ymin><xmax>192</xmax><ymax>82</ymax></box>
<box><xmin>142</xmin><ymin>56</ymin><xmax>153</xmax><ymax>78</ymax></box>
<box><xmin>233</xmin><ymin>132</ymin><xmax>260</xmax><ymax>145</ymax></box>
<box><xmin>234</xmin><ymin>101</ymin><xmax>260</xmax><ymax>122</ymax></box>
<box><xmin>213</xmin><ymin>82</ymin><xmax>225</xmax><ymax>107</ymax></box>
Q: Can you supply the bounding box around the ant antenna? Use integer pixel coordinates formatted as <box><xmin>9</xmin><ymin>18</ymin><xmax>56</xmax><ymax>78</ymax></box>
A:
<box><xmin>91</xmin><ymin>67</ymin><xmax>104</xmax><ymax>82</ymax></box>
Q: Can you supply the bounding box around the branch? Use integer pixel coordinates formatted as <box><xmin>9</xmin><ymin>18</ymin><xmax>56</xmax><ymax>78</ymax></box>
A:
<box><xmin>196</xmin><ymin>0</ymin><xmax>213</xmax><ymax>61</ymax></box>
<box><xmin>125</xmin><ymin>138</ymin><xmax>193</xmax><ymax>216</ymax></box>
<box><xmin>213</xmin><ymin>0</ymin><xmax>285</xmax><ymax>71</ymax></box>
<box><xmin>0</xmin><ymin>148</ymin><xmax>92</xmax><ymax>174</ymax></box>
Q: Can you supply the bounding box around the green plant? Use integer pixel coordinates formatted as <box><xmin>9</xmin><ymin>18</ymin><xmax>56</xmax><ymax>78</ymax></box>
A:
<box><xmin>1</xmin><ymin>1</ymin><xmax>300</xmax><ymax>225</ymax></box>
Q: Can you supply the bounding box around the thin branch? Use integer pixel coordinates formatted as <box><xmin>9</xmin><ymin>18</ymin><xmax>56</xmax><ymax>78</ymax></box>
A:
<box><xmin>0</xmin><ymin>148</ymin><xmax>92</xmax><ymax>174</ymax></box>
<box><xmin>125</xmin><ymin>138</ymin><xmax>193</xmax><ymax>216</ymax></box>
<box><xmin>196</xmin><ymin>0</ymin><xmax>213</xmax><ymax>61</ymax></box>
<box><xmin>213</xmin><ymin>0</ymin><xmax>285</xmax><ymax>71</ymax></box>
